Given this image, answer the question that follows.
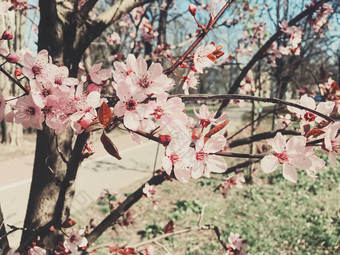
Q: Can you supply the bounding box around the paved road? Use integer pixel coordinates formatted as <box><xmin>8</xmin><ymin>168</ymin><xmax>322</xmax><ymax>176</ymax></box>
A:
<box><xmin>0</xmin><ymin>135</ymin><xmax>164</xmax><ymax>248</ymax></box>
<box><xmin>0</xmin><ymin>104</ymin><xmax>251</xmax><ymax>248</ymax></box>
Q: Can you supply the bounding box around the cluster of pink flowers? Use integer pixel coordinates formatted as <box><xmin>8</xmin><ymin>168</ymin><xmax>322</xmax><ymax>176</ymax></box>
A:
<box><xmin>1</xmin><ymin>49</ymin><xmax>109</xmax><ymax>133</ymax></box>
<box><xmin>311</xmin><ymin>3</ymin><xmax>333</xmax><ymax>33</ymax></box>
<box><xmin>279</xmin><ymin>21</ymin><xmax>303</xmax><ymax>56</ymax></box>
<box><xmin>261</xmin><ymin>92</ymin><xmax>339</xmax><ymax>182</ymax></box>
<box><xmin>111</xmin><ymin>54</ymin><xmax>229</xmax><ymax>183</ymax></box>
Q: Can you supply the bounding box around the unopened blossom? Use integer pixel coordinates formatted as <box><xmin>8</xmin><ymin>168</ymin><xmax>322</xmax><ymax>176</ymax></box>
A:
<box><xmin>191</xmin><ymin>133</ymin><xmax>227</xmax><ymax>178</ymax></box>
<box><xmin>188</xmin><ymin>4</ymin><xmax>197</xmax><ymax>16</ymax></box>
<box><xmin>13</xmin><ymin>94</ymin><xmax>44</xmax><ymax>130</ymax></box>
<box><xmin>63</xmin><ymin>228</ymin><xmax>88</xmax><ymax>254</ymax></box>
<box><xmin>261</xmin><ymin>132</ymin><xmax>312</xmax><ymax>183</ymax></box>
<box><xmin>183</xmin><ymin>71</ymin><xmax>199</xmax><ymax>95</ymax></box>
<box><xmin>193</xmin><ymin>44</ymin><xmax>216</xmax><ymax>73</ymax></box>
<box><xmin>324</xmin><ymin>122</ymin><xmax>340</xmax><ymax>167</ymax></box>
<box><xmin>143</xmin><ymin>183</ymin><xmax>156</xmax><ymax>198</ymax></box>
<box><xmin>28</xmin><ymin>246</ymin><xmax>47</xmax><ymax>255</ymax></box>
<box><xmin>89</xmin><ymin>62</ymin><xmax>111</xmax><ymax>84</ymax></box>
<box><xmin>6</xmin><ymin>52</ymin><xmax>19</xmax><ymax>63</ymax></box>
<box><xmin>193</xmin><ymin>104</ymin><xmax>228</xmax><ymax>129</ymax></box>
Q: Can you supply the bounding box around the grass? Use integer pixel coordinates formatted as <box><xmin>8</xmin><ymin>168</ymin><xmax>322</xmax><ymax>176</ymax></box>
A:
<box><xmin>73</xmin><ymin>155</ymin><xmax>340</xmax><ymax>255</ymax></box>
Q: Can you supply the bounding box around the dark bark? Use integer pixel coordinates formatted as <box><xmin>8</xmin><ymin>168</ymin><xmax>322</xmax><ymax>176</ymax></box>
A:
<box><xmin>20</xmin><ymin>0</ymin><xmax>157</xmax><ymax>252</ymax></box>
<box><xmin>157</xmin><ymin>0</ymin><xmax>173</xmax><ymax>45</ymax></box>
<box><xmin>0</xmin><ymin>204</ymin><xmax>10</xmax><ymax>255</ymax></box>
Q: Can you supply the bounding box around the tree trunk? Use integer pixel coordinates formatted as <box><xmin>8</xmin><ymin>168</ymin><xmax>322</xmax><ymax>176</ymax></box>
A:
<box><xmin>0</xmin><ymin>204</ymin><xmax>10</xmax><ymax>255</ymax></box>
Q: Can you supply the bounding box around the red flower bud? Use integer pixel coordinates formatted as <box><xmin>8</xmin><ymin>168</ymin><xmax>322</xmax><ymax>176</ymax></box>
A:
<box><xmin>1</xmin><ymin>30</ymin><xmax>13</xmax><ymax>40</ymax></box>
<box><xmin>188</xmin><ymin>4</ymin><xmax>197</xmax><ymax>16</ymax></box>
<box><xmin>6</xmin><ymin>53</ymin><xmax>19</xmax><ymax>63</ymax></box>
<box><xmin>158</xmin><ymin>135</ymin><xmax>171</xmax><ymax>147</ymax></box>
<box><xmin>15</xmin><ymin>68</ymin><xmax>23</xmax><ymax>79</ymax></box>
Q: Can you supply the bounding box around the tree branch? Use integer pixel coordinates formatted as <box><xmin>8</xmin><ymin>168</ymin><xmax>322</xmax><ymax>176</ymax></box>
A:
<box><xmin>214</xmin><ymin>0</ymin><xmax>330</xmax><ymax>118</ymax></box>
<box><xmin>163</xmin><ymin>0</ymin><xmax>234</xmax><ymax>75</ymax></box>
<box><xmin>168</xmin><ymin>93</ymin><xmax>334</xmax><ymax>123</ymax></box>
<box><xmin>86</xmin><ymin>173</ymin><xmax>167</xmax><ymax>245</ymax></box>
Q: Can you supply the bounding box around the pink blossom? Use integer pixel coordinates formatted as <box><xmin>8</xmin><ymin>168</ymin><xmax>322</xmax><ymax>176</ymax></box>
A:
<box><xmin>89</xmin><ymin>62</ymin><xmax>111</xmax><ymax>84</ymax></box>
<box><xmin>287</xmin><ymin>95</ymin><xmax>334</xmax><ymax>126</ymax></box>
<box><xmin>106</xmin><ymin>32</ymin><xmax>121</xmax><ymax>45</ymax></box>
<box><xmin>63</xmin><ymin>228</ymin><xmax>88</xmax><ymax>254</ymax></box>
<box><xmin>113</xmin><ymin>81</ymin><xmax>146</xmax><ymax>130</ymax></box>
<box><xmin>46</xmin><ymin>65</ymin><xmax>79</xmax><ymax>92</ymax></box>
<box><xmin>129</xmin><ymin>57</ymin><xmax>174</xmax><ymax>95</ymax></box>
<box><xmin>28</xmin><ymin>246</ymin><xmax>47</xmax><ymax>255</ymax></box>
<box><xmin>226</xmin><ymin>232</ymin><xmax>246</xmax><ymax>255</ymax></box>
<box><xmin>275</xmin><ymin>114</ymin><xmax>291</xmax><ymax>129</ymax></box>
<box><xmin>143</xmin><ymin>183</ymin><xmax>156</xmax><ymax>198</ymax></box>
<box><xmin>22</xmin><ymin>50</ymin><xmax>51</xmax><ymax>82</ymax></box>
<box><xmin>162</xmin><ymin>139</ymin><xmax>194</xmax><ymax>183</ymax></box>
<box><xmin>13</xmin><ymin>94</ymin><xmax>44</xmax><ymax>129</ymax></box>
<box><xmin>193</xmin><ymin>44</ymin><xmax>215</xmax><ymax>73</ymax></box>
<box><xmin>193</xmin><ymin>104</ymin><xmax>228</xmax><ymax>129</ymax></box>
<box><xmin>146</xmin><ymin>94</ymin><xmax>188</xmax><ymax>132</ymax></box>
<box><xmin>324</xmin><ymin>122</ymin><xmax>340</xmax><ymax>167</ymax></box>
<box><xmin>113</xmin><ymin>54</ymin><xmax>137</xmax><ymax>82</ymax></box>
<box><xmin>261</xmin><ymin>132</ymin><xmax>312</xmax><ymax>182</ymax></box>
<box><xmin>191</xmin><ymin>133</ymin><xmax>227</xmax><ymax>178</ymax></box>
<box><xmin>183</xmin><ymin>71</ymin><xmax>199</xmax><ymax>95</ymax></box>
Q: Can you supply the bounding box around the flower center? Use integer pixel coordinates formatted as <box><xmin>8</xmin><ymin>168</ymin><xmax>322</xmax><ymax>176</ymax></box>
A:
<box><xmin>200</xmin><ymin>119</ymin><xmax>210</xmax><ymax>128</ymax></box>
<box><xmin>196</xmin><ymin>150</ymin><xmax>207</xmax><ymax>161</ymax></box>
<box><xmin>54</xmin><ymin>77</ymin><xmax>63</xmax><ymax>85</ymax></box>
<box><xmin>42</xmin><ymin>88</ymin><xmax>51</xmax><ymax>97</ymax></box>
<box><xmin>151</xmin><ymin>106</ymin><xmax>164</xmax><ymax>119</ymax></box>
<box><xmin>304</xmin><ymin>112</ymin><xmax>316</xmax><ymax>122</ymax></box>
<box><xmin>138</xmin><ymin>76</ymin><xmax>150</xmax><ymax>89</ymax></box>
<box><xmin>32</xmin><ymin>65</ymin><xmax>42</xmax><ymax>76</ymax></box>
<box><xmin>170</xmin><ymin>153</ymin><xmax>179</xmax><ymax>164</ymax></box>
<box><xmin>126</xmin><ymin>100</ymin><xmax>136</xmax><ymax>111</ymax></box>
<box><xmin>25</xmin><ymin>107</ymin><xmax>36</xmax><ymax>116</ymax></box>
<box><xmin>275</xmin><ymin>151</ymin><xmax>289</xmax><ymax>163</ymax></box>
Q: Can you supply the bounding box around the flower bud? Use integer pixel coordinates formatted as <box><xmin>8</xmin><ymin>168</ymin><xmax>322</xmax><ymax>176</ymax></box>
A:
<box><xmin>1</xmin><ymin>30</ymin><xmax>13</xmax><ymax>40</ymax></box>
<box><xmin>6</xmin><ymin>53</ymin><xmax>19</xmax><ymax>63</ymax></box>
<box><xmin>188</xmin><ymin>4</ymin><xmax>197</xmax><ymax>16</ymax></box>
<box><xmin>87</xmin><ymin>83</ymin><xmax>101</xmax><ymax>94</ymax></box>
<box><xmin>158</xmin><ymin>135</ymin><xmax>171</xmax><ymax>147</ymax></box>
<box><xmin>15</xmin><ymin>69</ymin><xmax>23</xmax><ymax>79</ymax></box>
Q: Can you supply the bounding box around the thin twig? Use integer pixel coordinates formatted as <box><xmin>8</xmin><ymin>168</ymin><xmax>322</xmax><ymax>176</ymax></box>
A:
<box><xmin>0</xmin><ymin>66</ymin><xmax>29</xmax><ymax>95</ymax></box>
<box><xmin>163</xmin><ymin>0</ymin><xmax>234</xmax><ymax>75</ymax></box>
<box><xmin>168</xmin><ymin>93</ymin><xmax>334</xmax><ymax>123</ymax></box>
